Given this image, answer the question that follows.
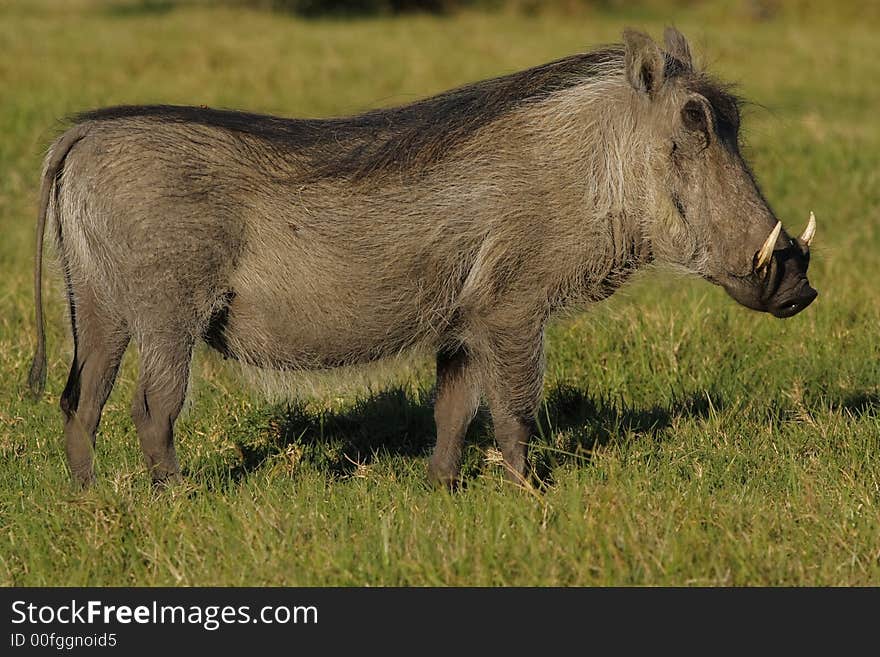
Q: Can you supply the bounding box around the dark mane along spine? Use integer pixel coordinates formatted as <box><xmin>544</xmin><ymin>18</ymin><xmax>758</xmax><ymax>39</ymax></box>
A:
<box><xmin>73</xmin><ymin>47</ymin><xmax>625</xmax><ymax>178</ymax></box>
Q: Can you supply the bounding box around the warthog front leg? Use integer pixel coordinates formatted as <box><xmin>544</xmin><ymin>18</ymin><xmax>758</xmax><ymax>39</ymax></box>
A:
<box><xmin>482</xmin><ymin>328</ymin><xmax>545</xmax><ymax>485</ymax></box>
<box><xmin>428</xmin><ymin>346</ymin><xmax>481</xmax><ymax>488</ymax></box>
<box><xmin>59</xmin><ymin>285</ymin><xmax>130</xmax><ymax>488</ymax></box>
<box><xmin>130</xmin><ymin>336</ymin><xmax>193</xmax><ymax>486</ymax></box>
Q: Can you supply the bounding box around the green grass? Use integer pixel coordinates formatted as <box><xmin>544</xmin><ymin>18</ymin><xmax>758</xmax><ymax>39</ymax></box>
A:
<box><xmin>1</xmin><ymin>1</ymin><xmax>879</xmax><ymax>586</ymax></box>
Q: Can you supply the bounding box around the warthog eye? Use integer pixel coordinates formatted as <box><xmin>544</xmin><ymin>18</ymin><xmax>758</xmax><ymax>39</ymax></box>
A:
<box><xmin>682</xmin><ymin>100</ymin><xmax>707</xmax><ymax>133</ymax></box>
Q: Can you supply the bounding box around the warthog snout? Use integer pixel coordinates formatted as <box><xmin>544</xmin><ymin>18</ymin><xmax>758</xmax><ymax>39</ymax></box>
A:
<box><xmin>720</xmin><ymin>213</ymin><xmax>818</xmax><ymax>318</ymax></box>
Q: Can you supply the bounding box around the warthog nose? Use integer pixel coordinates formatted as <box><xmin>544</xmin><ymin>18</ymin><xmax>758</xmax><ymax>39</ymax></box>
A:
<box><xmin>770</xmin><ymin>282</ymin><xmax>818</xmax><ymax>319</ymax></box>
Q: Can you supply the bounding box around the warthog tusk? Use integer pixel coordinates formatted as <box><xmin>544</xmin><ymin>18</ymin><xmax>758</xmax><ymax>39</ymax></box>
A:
<box><xmin>801</xmin><ymin>211</ymin><xmax>816</xmax><ymax>247</ymax></box>
<box><xmin>756</xmin><ymin>220</ymin><xmax>782</xmax><ymax>270</ymax></box>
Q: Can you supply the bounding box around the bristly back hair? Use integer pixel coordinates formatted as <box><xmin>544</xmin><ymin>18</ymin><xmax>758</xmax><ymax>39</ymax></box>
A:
<box><xmin>74</xmin><ymin>47</ymin><xmax>627</xmax><ymax>180</ymax></box>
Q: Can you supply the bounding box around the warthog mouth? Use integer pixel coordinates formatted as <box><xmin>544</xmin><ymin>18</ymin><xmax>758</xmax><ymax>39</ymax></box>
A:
<box><xmin>717</xmin><ymin>274</ymin><xmax>818</xmax><ymax>319</ymax></box>
<box><xmin>711</xmin><ymin>265</ymin><xmax>818</xmax><ymax>320</ymax></box>
<box><xmin>768</xmin><ymin>282</ymin><xmax>818</xmax><ymax>318</ymax></box>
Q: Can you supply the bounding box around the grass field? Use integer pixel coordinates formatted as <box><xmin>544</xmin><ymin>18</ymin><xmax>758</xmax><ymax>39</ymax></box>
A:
<box><xmin>1</xmin><ymin>0</ymin><xmax>878</xmax><ymax>586</ymax></box>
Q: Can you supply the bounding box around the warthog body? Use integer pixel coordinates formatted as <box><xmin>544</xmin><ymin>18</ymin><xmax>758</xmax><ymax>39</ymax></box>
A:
<box><xmin>29</xmin><ymin>28</ymin><xmax>816</xmax><ymax>487</ymax></box>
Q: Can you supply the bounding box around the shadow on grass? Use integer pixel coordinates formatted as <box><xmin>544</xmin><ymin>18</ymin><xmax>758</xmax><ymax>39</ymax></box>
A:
<box><xmin>530</xmin><ymin>384</ymin><xmax>718</xmax><ymax>483</ymax></box>
<box><xmin>219</xmin><ymin>383</ymin><xmax>721</xmax><ymax>485</ymax></box>
<box><xmin>228</xmin><ymin>387</ymin><xmax>435</xmax><ymax>482</ymax></box>
<box><xmin>834</xmin><ymin>392</ymin><xmax>880</xmax><ymax>419</ymax></box>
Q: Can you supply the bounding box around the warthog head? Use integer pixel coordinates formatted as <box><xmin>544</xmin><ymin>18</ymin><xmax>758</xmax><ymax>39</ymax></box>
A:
<box><xmin>630</xmin><ymin>28</ymin><xmax>818</xmax><ymax>318</ymax></box>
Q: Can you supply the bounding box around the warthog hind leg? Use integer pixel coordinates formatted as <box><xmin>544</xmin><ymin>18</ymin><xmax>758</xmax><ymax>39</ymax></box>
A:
<box><xmin>60</xmin><ymin>286</ymin><xmax>130</xmax><ymax>488</ymax></box>
<box><xmin>130</xmin><ymin>336</ymin><xmax>193</xmax><ymax>485</ymax></box>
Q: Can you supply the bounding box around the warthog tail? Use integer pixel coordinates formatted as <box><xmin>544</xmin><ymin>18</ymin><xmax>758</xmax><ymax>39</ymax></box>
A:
<box><xmin>28</xmin><ymin>124</ymin><xmax>89</xmax><ymax>399</ymax></box>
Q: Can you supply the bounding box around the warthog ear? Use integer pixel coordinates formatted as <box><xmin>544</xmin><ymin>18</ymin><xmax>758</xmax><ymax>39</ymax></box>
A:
<box><xmin>663</xmin><ymin>26</ymin><xmax>693</xmax><ymax>70</ymax></box>
<box><xmin>623</xmin><ymin>29</ymin><xmax>666</xmax><ymax>96</ymax></box>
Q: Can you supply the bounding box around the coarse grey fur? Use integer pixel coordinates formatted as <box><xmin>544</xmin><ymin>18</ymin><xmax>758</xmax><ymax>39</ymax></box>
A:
<box><xmin>29</xmin><ymin>28</ymin><xmax>817</xmax><ymax>488</ymax></box>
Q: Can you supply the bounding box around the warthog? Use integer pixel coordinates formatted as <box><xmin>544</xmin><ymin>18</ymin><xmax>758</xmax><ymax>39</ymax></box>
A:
<box><xmin>29</xmin><ymin>28</ymin><xmax>817</xmax><ymax>488</ymax></box>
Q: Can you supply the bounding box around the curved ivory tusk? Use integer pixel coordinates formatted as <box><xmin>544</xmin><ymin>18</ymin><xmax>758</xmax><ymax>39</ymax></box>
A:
<box><xmin>756</xmin><ymin>220</ymin><xmax>782</xmax><ymax>270</ymax></box>
<box><xmin>801</xmin><ymin>211</ymin><xmax>816</xmax><ymax>247</ymax></box>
